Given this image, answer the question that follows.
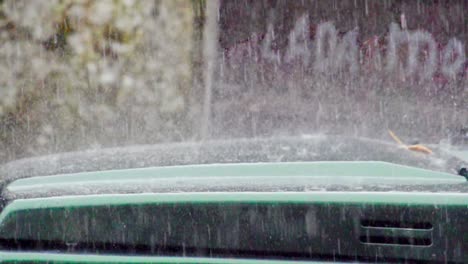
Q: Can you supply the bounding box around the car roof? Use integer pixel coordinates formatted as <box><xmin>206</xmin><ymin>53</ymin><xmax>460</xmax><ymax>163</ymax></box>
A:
<box><xmin>3</xmin><ymin>161</ymin><xmax>467</xmax><ymax>200</ymax></box>
<box><xmin>1</xmin><ymin>136</ymin><xmax>465</xmax><ymax>200</ymax></box>
<box><xmin>0</xmin><ymin>135</ymin><xmax>457</xmax><ymax>179</ymax></box>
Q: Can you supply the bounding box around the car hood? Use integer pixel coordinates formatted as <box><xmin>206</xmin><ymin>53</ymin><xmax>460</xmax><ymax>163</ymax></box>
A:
<box><xmin>3</xmin><ymin>161</ymin><xmax>467</xmax><ymax>200</ymax></box>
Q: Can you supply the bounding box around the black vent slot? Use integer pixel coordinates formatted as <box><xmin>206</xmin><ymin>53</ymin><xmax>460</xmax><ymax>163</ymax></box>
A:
<box><xmin>360</xmin><ymin>219</ymin><xmax>433</xmax><ymax>246</ymax></box>
<box><xmin>359</xmin><ymin>235</ymin><xmax>432</xmax><ymax>246</ymax></box>
<box><xmin>361</xmin><ymin>220</ymin><xmax>432</xmax><ymax>230</ymax></box>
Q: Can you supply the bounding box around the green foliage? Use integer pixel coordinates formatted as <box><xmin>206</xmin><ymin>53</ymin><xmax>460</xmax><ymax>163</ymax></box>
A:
<box><xmin>0</xmin><ymin>0</ymin><xmax>196</xmax><ymax>162</ymax></box>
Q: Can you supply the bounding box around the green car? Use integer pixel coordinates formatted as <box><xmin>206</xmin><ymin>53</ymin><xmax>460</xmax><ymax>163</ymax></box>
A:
<box><xmin>0</xmin><ymin>136</ymin><xmax>467</xmax><ymax>263</ymax></box>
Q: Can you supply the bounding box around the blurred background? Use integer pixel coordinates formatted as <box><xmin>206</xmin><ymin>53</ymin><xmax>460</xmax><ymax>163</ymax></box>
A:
<box><xmin>0</xmin><ymin>0</ymin><xmax>466</xmax><ymax>163</ymax></box>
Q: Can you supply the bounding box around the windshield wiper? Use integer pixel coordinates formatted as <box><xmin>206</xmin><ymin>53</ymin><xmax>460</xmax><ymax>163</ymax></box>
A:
<box><xmin>457</xmin><ymin>167</ymin><xmax>468</xmax><ymax>179</ymax></box>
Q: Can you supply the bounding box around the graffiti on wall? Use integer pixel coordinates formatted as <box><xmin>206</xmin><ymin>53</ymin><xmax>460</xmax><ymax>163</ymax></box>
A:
<box><xmin>224</xmin><ymin>15</ymin><xmax>466</xmax><ymax>83</ymax></box>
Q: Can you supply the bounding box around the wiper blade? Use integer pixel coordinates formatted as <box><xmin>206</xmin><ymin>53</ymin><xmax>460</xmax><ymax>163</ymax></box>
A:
<box><xmin>458</xmin><ymin>167</ymin><xmax>468</xmax><ymax>179</ymax></box>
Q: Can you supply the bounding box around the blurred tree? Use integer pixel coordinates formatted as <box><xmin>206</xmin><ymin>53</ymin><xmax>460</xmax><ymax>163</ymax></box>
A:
<box><xmin>0</xmin><ymin>0</ymin><xmax>198</xmax><ymax>163</ymax></box>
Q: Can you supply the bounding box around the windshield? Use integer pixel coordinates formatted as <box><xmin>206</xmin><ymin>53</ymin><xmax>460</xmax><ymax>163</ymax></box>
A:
<box><xmin>0</xmin><ymin>1</ymin><xmax>466</xmax><ymax>172</ymax></box>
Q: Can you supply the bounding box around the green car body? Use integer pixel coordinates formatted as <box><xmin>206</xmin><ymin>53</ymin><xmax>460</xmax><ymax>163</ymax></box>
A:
<box><xmin>0</xmin><ymin>137</ymin><xmax>467</xmax><ymax>263</ymax></box>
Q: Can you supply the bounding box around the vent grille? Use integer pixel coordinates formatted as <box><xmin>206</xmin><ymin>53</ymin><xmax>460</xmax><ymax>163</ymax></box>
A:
<box><xmin>361</xmin><ymin>220</ymin><xmax>432</xmax><ymax>229</ymax></box>
<box><xmin>360</xmin><ymin>219</ymin><xmax>433</xmax><ymax>246</ymax></box>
